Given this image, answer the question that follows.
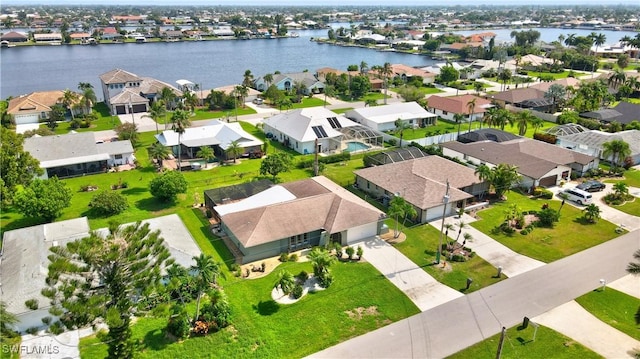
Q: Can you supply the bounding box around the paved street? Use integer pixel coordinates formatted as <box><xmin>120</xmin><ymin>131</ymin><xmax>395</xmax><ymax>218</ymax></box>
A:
<box><xmin>310</xmin><ymin>229</ymin><xmax>639</xmax><ymax>359</ymax></box>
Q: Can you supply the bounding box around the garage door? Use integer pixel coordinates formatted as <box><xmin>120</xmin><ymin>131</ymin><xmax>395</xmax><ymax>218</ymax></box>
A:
<box><xmin>132</xmin><ymin>104</ymin><xmax>147</xmax><ymax>113</ymax></box>
<box><xmin>539</xmin><ymin>175</ymin><xmax>557</xmax><ymax>187</ymax></box>
<box><xmin>115</xmin><ymin>105</ymin><xmax>126</xmax><ymax>115</ymax></box>
<box><xmin>346</xmin><ymin>223</ymin><xmax>377</xmax><ymax>244</ymax></box>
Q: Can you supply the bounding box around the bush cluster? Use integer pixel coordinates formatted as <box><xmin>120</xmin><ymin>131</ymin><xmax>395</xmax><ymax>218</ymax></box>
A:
<box><xmin>297</xmin><ymin>152</ymin><xmax>351</xmax><ymax>169</ymax></box>
<box><xmin>532</xmin><ymin>187</ymin><xmax>553</xmax><ymax>199</ymax></box>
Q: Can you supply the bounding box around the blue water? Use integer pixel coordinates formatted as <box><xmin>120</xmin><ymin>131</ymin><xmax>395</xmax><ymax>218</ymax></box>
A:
<box><xmin>346</xmin><ymin>141</ymin><xmax>371</xmax><ymax>152</ymax></box>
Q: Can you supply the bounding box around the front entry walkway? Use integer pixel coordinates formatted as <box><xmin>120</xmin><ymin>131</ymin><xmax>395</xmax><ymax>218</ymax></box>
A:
<box><xmin>355</xmin><ymin>236</ymin><xmax>463</xmax><ymax>312</ymax></box>
<box><xmin>429</xmin><ymin>214</ymin><xmax>545</xmax><ymax>277</ymax></box>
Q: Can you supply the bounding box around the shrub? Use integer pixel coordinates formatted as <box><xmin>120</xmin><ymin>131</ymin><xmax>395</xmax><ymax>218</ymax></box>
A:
<box><xmin>387</xmin><ymin>139</ymin><xmax>397</xmax><ymax>146</ymax></box>
<box><xmin>48</xmin><ymin>321</ymin><xmax>64</xmax><ymax>335</ymax></box>
<box><xmin>26</xmin><ymin>327</ymin><xmax>39</xmax><ymax>335</ymax></box>
<box><xmin>48</xmin><ymin>306</ymin><xmax>64</xmax><ymax>316</ymax></box>
<box><xmin>536</xmin><ymin>208</ymin><xmax>560</xmax><ymax>227</ymax></box>
<box><xmin>318</xmin><ymin>272</ymin><xmax>334</xmax><ymax>288</ymax></box>
<box><xmin>500</xmin><ymin>222</ymin><xmax>516</xmax><ymax>235</ymax></box>
<box><xmin>297</xmin><ymin>270</ymin><xmax>309</xmax><ymax>282</ymax></box>
<box><xmin>451</xmin><ymin>254</ymin><xmax>466</xmax><ymax>262</ymax></box>
<box><xmin>356</xmin><ymin>246</ymin><xmax>364</xmax><ymax>259</ymax></box>
<box><xmin>521</xmin><ymin>229</ymin><xmax>529</xmax><ymax>235</ymax></box>
<box><xmin>292</xmin><ymin>284</ymin><xmax>304</xmax><ymax>299</ymax></box>
<box><xmin>533</xmin><ymin>187</ymin><xmax>553</xmax><ymax>199</ymax></box>
<box><xmin>345</xmin><ymin>246</ymin><xmax>355</xmax><ymax>259</ymax></box>
<box><xmin>288</xmin><ymin>253</ymin><xmax>298</xmax><ymax>262</ymax></box>
<box><xmin>297</xmin><ymin>151</ymin><xmax>351</xmax><ymax>169</ymax></box>
<box><xmin>89</xmin><ymin>190</ymin><xmax>128</xmax><ymax>216</ymax></box>
<box><xmin>41</xmin><ymin>316</ymin><xmax>52</xmax><ymax>326</ymax></box>
<box><xmin>25</xmin><ymin>299</ymin><xmax>39</xmax><ymax>310</ymax></box>
<box><xmin>149</xmin><ymin>171</ymin><xmax>188</xmax><ymax>202</ymax></box>
<box><xmin>279</xmin><ymin>253</ymin><xmax>289</xmax><ymax>262</ymax></box>
<box><xmin>533</xmin><ymin>132</ymin><xmax>557</xmax><ymax>144</ymax></box>
<box><xmin>166</xmin><ymin>305</ymin><xmax>190</xmax><ymax>339</ymax></box>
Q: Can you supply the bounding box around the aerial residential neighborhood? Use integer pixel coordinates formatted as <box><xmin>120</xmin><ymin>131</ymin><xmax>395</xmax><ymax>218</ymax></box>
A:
<box><xmin>1</xmin><ymin>2</ymin><xmax>640</xmax><ymax>359</ymax></box>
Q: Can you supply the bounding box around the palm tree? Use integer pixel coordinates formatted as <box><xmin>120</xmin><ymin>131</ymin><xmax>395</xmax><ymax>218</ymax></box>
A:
<box><xmin>514</xmin><ymin>110</ymin><xmax>534</xmax><ymax>136</ymax></box>
<box><xmin>591</xmin><ymin>33</ymin><xmax>606</xmax><ymax>56</ymax></box>
<box><xmin>60</xmin><ymin>89</ymin><xmax>80</xmax><ymax>120</ymax></box>
<box><xmin>608</xmin><ymin>69</ymin><xmax>627</xmax><ymax>90</ymax></box>
<box><xmin>496</xmin><ymin>109</ymin><xmax>513</xmax><ymax>131</ymax></box>
<box><xmin>455</xmin><ymin>220</ymin><xmax>467</xmax><ymax>244</ymax></box>
<box><xmin>388</xmin><ymin>195</ymin><xmax>417</xmax><ymax>239</ymax></box>
<box><xmin>0</xmin><ymin>301</ymin><xmax>18</xmax><ymax>335</ymax></box>
<box><xmin>491</xmin><ymin>163</ymin><xmax>521</xmax><ymax>199</ymax></box>
<box><xmin>191</xmin><ymin>254</ymin><xmax>221</xmax><ymax>323</ymax></box>
<box><xmin>582</xmin><ymin>203</ymin><xmax>601</xmax><ymax>223</ymax></box>
<box><xmin>274</xmin><ymin>270</ymin><xmax>296</xmax><ymax>295</ymax></box>
<box><xmin>394</xmin><ymin>119</ymin><xmax>410</xmax><ymax>148</ymax></box>
<box><xmin>557</xmin><ymin>191</ymin><xmax>569</xmax><ymax>215</ymax></box>
<box><xmin>196</xmin><ymin>146</ymin><xmax>215</xmax><ymax>168</ymax></box>
<box><xmin>602</xmin><ymin>139</ymin><xmax>631</xmax><ymax>172</ymax></box>
<box><xmin>474</xmin><ymin>81</ymin><xmax>484</xmax><ymax>96</ymax></box>
<box><xmin>307</xmin><ymin>248</ymin><xmax>336</xmax><ymax>278</ymax></box>
<box><xmin>381</xmin><ymin>62</ymin><xmax>393</xmax><ymax>105</ymax></box>
<box><xmin>359</xmin><ymin>61</ymin><xmax>368</xmax><ymax>74</ymax></box>
<box><xmin>474</xmin><ymin>164</ymin><xmax>492</xmax><ymax>183</ymax></box>
<box><xmin>564</xmin><ymin>33</ymin><xmax>576</xmax><ymax>47</ymax></box>
<box><xmin>466</xmin><ymin>98</ymin><xmax>477</xmax><ymax>133</ymax></box>
<box><xmin>182</xmin><ymin>91</ymin><xmax>198</xmax><ymax>114</ymax></box>
<box><xmin>235</xmin><ymin>85</ymin><xmax>249</xmax><ymax>108</ymax></box>
<box><xmin>627</xmin><ymin>249</ymin><xmax>640</xmax><ymax>275</ymax></box>
<box><xmin>497</xmin><ymin>68</ymin><xmax>512</xmax><ymax>92</ymax></box>
<box><xmin>453</xmin><ymin>113</ymin><xmax>465</xmax><ymax>137</ymax></box>
<box><xmin>531</xmin><ymin>117</ymin><xmax>544</xmax><ymax>133</ymax></box>
<box><xmin>263</xmin><ymin>73</ymin><xmax>274</xmax><ymax>89</ymax></box>
<box><xmin>159</xmin><ymin>87</ymin><xmax>177</xmax><ymax>129</ymax></box>
<box><xmin>513</xmin><ymin>54</ymin><xmax>522</xmax><ymax>76</ymax></box>
<box><xmin>225</xmin><ymin>140</ymin><xmax>243</xmax><ymax>163</ymax></box>
<box><xmin>613</xmin><ymin>182</ymin><xmax>629</xmax><ymax>199</ymax></box>
<box><xmin>143</xmin><ymin>100</ymin><xmax>166</xmax><ymax>134</ymax></box>
<box><xmin>148</xmin><ymin>142</ymin><xmax>170</xmax><ymax>168</ymax></box>
<box><xmin>242</xmin><ymin>69</ymin><xmax>254</xmax><ymax>88</ymax></box>
<box><xmin>170</xmin><ymin>109</ymin><xmax>191</xmax><ymax>170</ymax></box>
<box><xmin>78</xmin><ymin>82</ymin><xmax>96</xmax><ymax>114</ymax></box>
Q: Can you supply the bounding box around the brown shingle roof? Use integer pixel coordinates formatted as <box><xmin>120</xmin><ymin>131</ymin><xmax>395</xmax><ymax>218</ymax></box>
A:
<box><xmin>427</xmin><ymin>95</ymin><xmax>492</xmax><ymax>115</ymax></box>
<box><xmin>491</xmin><ymin>88</ymin><xmax>546</xmax><ymax>104</ymax></box>
<box><xmin>354</xmin><ymin>156</ymin><xmax>478</xmax><ymax>210</ymax></box>
<box><xmin>390</xmin><ymin>64</ymin><xmax>436</xmax><ymax>78</ymax></box>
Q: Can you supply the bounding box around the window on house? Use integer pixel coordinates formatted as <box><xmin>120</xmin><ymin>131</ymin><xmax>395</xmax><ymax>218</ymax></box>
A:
<box><xmin>442</xmin><ymin>111</ymin><xmax>448</xmax><ymax>115</ymax></box>
<box><xmin>114</xmin><ymin>154</ymin><xmax>123</xmax><ymax>159</ymax></box>
<box><xmin>367</xmin><ymin>181</ymin><xmax>370</xmax><ymax>189</ymax></box>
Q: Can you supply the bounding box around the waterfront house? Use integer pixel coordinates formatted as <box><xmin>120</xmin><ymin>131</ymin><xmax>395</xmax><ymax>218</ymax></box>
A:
<box><xmin>253</xmin><ymin>72</ymin><xmax>325</xmax><ymax>94</ymax></box>
<box><xmin>0</xmin><ymin>214</ymin><xmax>200</xmax><ymax>332</ymax></box>
<box><xmin>0</xmin><ymin>31</ymin><xmax>28</xmax><ymax>42</ymax></box>
<box><xmin>24</xmin><ymin>132</ymin><xmax>135</xmax><ymax>179</ymax></box>
<box><xmin>33</xmin><ymin>33</ymin><xmax>63</xmax><ymax>43</ymax></box>
<box><xmin>155</xmin><ymin>119</ymin><xmax>263</xmax><ymax>160</ymax></box>
<box><xmin>100</xmin><ymin>69</ymin><xmax>182</xmax><ymax>114</ymax></box>
<box><xmin>388</xmin><ymin>64</ymin><xmax>436</xmax><ymax>84</ymax></box>
<box><xmin>263</xmin><ymin>107</ymin><xmax>382</xmax><ymax>155</ymax></box>
<box><xmin>7</xmin><ymin>90</ymin><xmax>86</xmax><ymax>129</ymax></box>
<box><xmin>345</xmin><ymin>101</ymin><xmax>437</xmax><ymax>132</ymax></box>
<box><xmin>426</xmin><ymin>95</ymin><xmax>492</xmax><ymax>122</ymax></box>
<box><xmin>214</xmin><ymin>176</ymin><xmax>386</xmax><ymax>264</ymax></box>
<box><xmin>354</xmin><ymin>156</ymin><xmax>486</xmax><ymax>222</ymax></box>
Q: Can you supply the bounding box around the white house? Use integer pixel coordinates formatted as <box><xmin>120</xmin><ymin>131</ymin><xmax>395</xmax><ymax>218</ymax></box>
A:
<box><xmin>556</xmin><ymin>129</ymin><xmax>640</xmax><ymax>166</ymax></box>
<box><xmin>263</xmin><ymin>108</ymin><xmax>359</xmax><ymax>155</ymax></box>
<box><xmin>345</xmin><ymin>102</ymin><xmax>437</xmax><ymax>132</ymax></box>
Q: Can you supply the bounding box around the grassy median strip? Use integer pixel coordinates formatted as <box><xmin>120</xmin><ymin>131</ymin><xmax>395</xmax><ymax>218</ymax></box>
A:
<box><xmin>575</xmin><ymin>288</ymin><xmax>640</xmax><ymax>341</ymax></box>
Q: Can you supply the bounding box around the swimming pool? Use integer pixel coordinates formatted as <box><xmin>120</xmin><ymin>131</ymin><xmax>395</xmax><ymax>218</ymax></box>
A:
<box><xmin>345</xmin><ymin>141</ymin><xmax>371</xmax><ymax>152</ymax></box>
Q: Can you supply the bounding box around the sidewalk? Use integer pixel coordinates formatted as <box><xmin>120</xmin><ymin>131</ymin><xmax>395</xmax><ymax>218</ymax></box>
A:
<box><xmin>533</xmin><ymin>300</ymin><xmax>640</xmax><ymax>359</ymax></box>
<box><xmin>356</xmin><ymin>236</ymin><xmax>463</xmax><ymax>312</ymax></box>
<box><xmin>429</xmin><ymin>213</ymin><xmax>545</xmax><ymax>277</ymax></box>
<box><xmin>608</xmin><ymin>274</ymin><xmax>640</xmax><ymax>299</ymax></box>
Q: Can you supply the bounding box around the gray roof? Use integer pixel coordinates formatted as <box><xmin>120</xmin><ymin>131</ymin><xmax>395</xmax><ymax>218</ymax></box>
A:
<box><xmin>457</xmin><ymin>129</ymin><xmax>520</xmax><ymax>144</ymax></box>
<box><xmin>109</xmin><ymin>89</ymin><xmax>148</xmax><ymax>105</ymax></box>
<box><xmin>1</xmin><ymin>218</ymin><xmax>91</xmax><ymax>315</ymax></box>
<box><xmin>355</xmin><ymin>156</ymin><xmax>478</xmax><ymax>210</ymax></box>
<box><xmin>138</xmin><ymin>77</ymin><xmax>183</xmax><ymax>97</ymax></box>
<box><xmin>559</xmin><ymin>130</ymin><xmax>640</xmax><ymax>157</ymax></box>
<box><xmin>580</xmin><ymin>109</ymin><xmax>623</xmax><ymax>121</ymax></box>
<box><xmin>96</xmin><ymin>140</ymin><xmax>134</xmax><ymax>155</ymax></box>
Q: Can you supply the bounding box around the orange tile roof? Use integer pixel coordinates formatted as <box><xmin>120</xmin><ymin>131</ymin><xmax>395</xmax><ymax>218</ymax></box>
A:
<box><xmin>427</xmin><ymin>95</ymin><xmax>492</xmax><ymax>114</ymax></box>
<box><xmin>7</xmin><ymin>90</ymin><xmax>68</xmax><ymax>115</ymax></box>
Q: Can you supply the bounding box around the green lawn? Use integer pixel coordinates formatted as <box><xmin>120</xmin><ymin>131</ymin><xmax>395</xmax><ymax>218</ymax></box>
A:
<box><xmin>470</xmin><ymin>191</ymin><xmax>621</xmax><ymax>263</ymax></box>
<box><xmin>391</xmin><ymin>120</ymin><xmax>459</xmax><ymax>141</ymax></box>
<box><xmin>609</xmin><ymin>196</ymin><xmax>640</xmax><ymax>217</ymax></box>
<box><xmin>619</xmin><ymin>169</ymin><xmax>640</xmax><ymax>188</ymax></box>
<box><xmin>80</xmin><ymin>260</ymin><xmax>420</xmax><ymax>359</ymax></box>
<box><xmin>289</xmin><ymin>97</ymin><xmax>327</xmax><ymax>109</ymax></box>
<box><xmin>499</xmin><ymin>121</ymin><xmax>557</xmax><ymax>139</ymax></box>
<box><xmin>331</xmin><ymin>107</ymin><xmax>354</xmax><ymax>114</ymax></box>
<box><xmin>526</xmin><ymin>71</ymin><xmax>570</xmax><ymax>80</ymax></box>
<box><xmin>447</xmin><ymin>324</ymin><xmax>601</xmax><ymax>359</ymax></box>
<box><xmin>576</xmin><ymin>288</ymin><xmax>640</xmax><ymax>341</ymax></box>
<box><xmin>393</xmin><ymin>222</ymin><xmax>506</xmax><ymax>292</ymax></box>
<box><xmin>390</xmin><ymin>86</ymin><xmax>444</xmax><ymax>95</ymax></box>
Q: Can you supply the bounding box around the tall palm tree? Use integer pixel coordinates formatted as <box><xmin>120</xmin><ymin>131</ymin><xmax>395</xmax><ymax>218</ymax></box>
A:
<box><xmin>564</xmin><ymin>33</ymin><xmax>576</xmax><ymax>47</ymax></box>
<box><xmin>591</xmin><ymin>33</ymin><xmax>606</xmax><ymax>56</ymax></box>
<box><xmin>148</xmin><ymin>142</ymin><xmax>170</xmax><ymax>168</ymax></box>
<box><xmin>170</xmin><ymin>109</ymin><xmax>191</xmax><ymax>170</ymax></box>
<box><xmin>159</xmin><ymin>87</ymin><xmax>176</xmax><ymax>129</ymax></box>
<box><xmin>263</xmin><ymin>73</ymin><xmax>274</xmax><ymax>89</ymax></box>
<box><xmin>608</xmin><ymin>69</ymin><xmax>627</xmax><ymax>90</ymax></box>
<box><xmin>497</xmin><ymin>68</ymin><xmax>512</xmax><ymax>92</ymax></box>
<box><xmin>514</xmin><ymin>110</ymin><xmax>534</xmax><ymax>136</ymax></box>
<box><xmin>235</xmin><ymin>85</ymin><xmax>249</xmax><ymax>107</ymax></box>
<box><xmin>190</xmin><ymin>254</ymin><xmax>221</xmax><ymax>323</ymax></box>
<box><xmin>143</xmin><ymin>100</ymin><xmax>166</xmax><ymax>134</ymax></box>
<box><xmin>496</xmin><ymin>109</ymin><xmax>513</xmax><ymax>131</ymax></box>
<box><xmin>381</xmin><ymin>62</ymin><xmax>393</xmax><ymax>105</ymax></box>
<box><xmin>466</xmin><ymin>98</ymin><xmax>477</xmax><ymax>133</ymax></box>
<box><xmin>388</xmin><ymin>195</ymin><xmax>417</xmax><ymax>239</ymax></box>
<box><xmin>78</xmin><ymin>82</ymin><xmax>96</xmax><ymax>114</ymax></box>
<box><xmin>531</xmin><ymin>117</ymin><xmax>544</xmax><ymax>133</ymax></box>
<box><xmin>196</xmin><ymin>146</ymin><xmax>215</xmax><ymax>168</ymax></box>
<box><xmin>359</xmin><ymin>61</ymin><xmax>368</xmax><ymax>74</ymax></box>
<box><xmin>394</xmin><ymin>119</ymin><xmax>410</xmax><ymax>148</ymax></box>
<box><xmin>225</xmin><ymin>140</ymin><xmax>243</xmax><ymax>163</ymax></box>
<box><xmin>60</xmin><ymin>89</ymin><xmax>80</xmax><ymax>120</ymax></box>
<box><xmin>242</xmin><ymin>69</ymin><xmax>254</xmax><ymax>88</ymax></box>
<box><xmin>474</xmin><ymin>164</ymin><xmax>492</xmax><ymax>183</ymax></box>
<box><xmin>602</xmin><ymin>139</ymin><xmax>631</xmax><ymax>172</ymax></box>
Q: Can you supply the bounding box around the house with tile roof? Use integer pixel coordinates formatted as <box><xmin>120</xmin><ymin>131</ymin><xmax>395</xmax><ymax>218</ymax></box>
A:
<box><xmin>253</xmin><ymin>72</ymin><xmax>325</xmax><ymax>94</ymax></box>
<box><xmin>7</xmin><ymin>90</ymin><xmax>86</xmax><ymax>127</ymax></box>
<box><xmin>388</xmin><ymin>64</ymin><xmax>436</xmax><ymax>84</ymax></box>
<box><xmin>155</xmin><ymin>119</ymin><xmax>263</xmax><ymax>160</ymax></box>
<box><xmin>426</xmin><ymin>94</ymin><xmax>493</xmax><ymax>122</ymax></box>
<box><xmin>440</xmin><ymin>137</ymin><xmax>598</xmax><ymax>188</ymax></box>
<box><xmin>99</xmin><ymin>69</ymin><xmax>182</xmax><ymax>115</ymax></box>
<box><xmin>345</xmin><ymin>101</ymin><xmax>437</xmax><ymax>132</ymax></box>
<box><xmin>354</xmin><ymin>156</ymin><xmax>487</xmax><ymax>223</ymax></box>
<box><xmin>0</xmin><ymin>31</ymin><xmax>28</xmax><ymax>42</ymax></box>
<box><xmin>24</xmin><ymin>132</ymin><xmax>135</xmax><ymax>179</ymax></box>
<box><xmin>216</xmin><ymin>176</ymin><xmax>386</xmax><ymax>264</ymax></box>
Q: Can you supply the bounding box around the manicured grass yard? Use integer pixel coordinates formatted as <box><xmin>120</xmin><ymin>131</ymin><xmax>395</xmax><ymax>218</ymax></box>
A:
<box><xmin>393</xmin><ymin>120</ymin><xmax>458</xmax><ymax>141</ymax></box>
<box><xmin>290</xmin><ymin>97</ymin><xmax>327</xmax><ymax>109</ymax></box>
<box><xmin>608</xmin><ymin>196</ymin><xmax>640</xmax><ymax>217</ymax></box>
<box><xmin>331</xmin><ymin>107</ymin><xmax>354</xmax><ymax>114</ymax></box>
<box><xmin>80</xmin><ymin>261</ymin><xmax>420</xmax><ymax>358</ymax></box>
<box><xmin>447</xmin><ymin>324</ymin><xmax>600</xmax><ymax>359</ymax></box>
<box><xmin>499</xmin><ymin>121</ymin><xmax>557</xmax><ymax>139</ymax></box>
<box><xmin>526</xmin><ymin>70</ymin><xmax>570</xmax><ymax>80</ymax></box>
<box><xmin>576</xmin><ymin>288</ymin><xmax>640</xmax><ymax>341</ymax></box>
<box><xmin>393</xmin><ymin>222</ymin><xmax>506</xmax><ymax>293</ymax></box>
<box><xmin>470</xmin><ymin>191</ymin><xmax>621</xmax><ymax>263</ymax></box>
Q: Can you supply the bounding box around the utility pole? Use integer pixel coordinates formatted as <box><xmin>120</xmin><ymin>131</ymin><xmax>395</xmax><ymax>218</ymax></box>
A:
<box><xmin>496</xmin><ymin>326</ymin><xmax>506</xmax><ymax>359</ymax></box>
<box><xmin>436</xmin><ymin>180</ymin><xmax>450</xmax><ymax>264</ymax></box>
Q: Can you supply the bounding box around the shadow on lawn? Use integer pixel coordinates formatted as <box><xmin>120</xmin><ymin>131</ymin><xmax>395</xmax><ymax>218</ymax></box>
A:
<box><xmin>143</xmin><ymin>328</ymin><xmax>173</xmax><ymax>351</ymax></box>
<box><xmin>135</xmin><ymin>197</ymin><xmax>175</xmax><ymax>212</ymax></box>
<box><xmin>253</xmin><ymin>300</ymin><xmax>280</xmax><ymax>316</ymax></box>
<box><xmin>121</xmin><ymin>187</ymin><xmax>147</xmax><ymax>196</ymax></box>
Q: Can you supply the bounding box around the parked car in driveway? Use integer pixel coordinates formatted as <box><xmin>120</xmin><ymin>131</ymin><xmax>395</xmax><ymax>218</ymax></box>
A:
<box><xmin>576</xmin><ymin>180</ymin><xmax>606</xmax><ymax>192</ymax></box>
<box><xmin>559</xmin><ymin>188</ymin><xmax>593</xmax><ymax>205</ymax></box>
